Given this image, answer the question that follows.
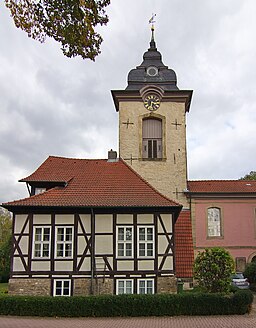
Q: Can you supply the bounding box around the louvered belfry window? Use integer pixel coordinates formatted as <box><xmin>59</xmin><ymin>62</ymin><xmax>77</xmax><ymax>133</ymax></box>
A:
<box><xmin>142</xmin><ymin>118</ymin><xmax>162</xmax><ymax>159</ymax></box>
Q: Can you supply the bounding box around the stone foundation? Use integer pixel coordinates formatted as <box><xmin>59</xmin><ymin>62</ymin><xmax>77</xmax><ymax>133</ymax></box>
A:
<box><xmin>8</xmin><ymin>278</ymin><xmax>51</xmax><ymax>296</ymax></box>
<box><xmin>157</xmin><ymin>276</ymin><xmax>177</xmax><ymax>293</ymax></box>
<box><xmin>73</xmin><ymin>278</ymin><xmax>114</xmax><ymax>296</ymax></box>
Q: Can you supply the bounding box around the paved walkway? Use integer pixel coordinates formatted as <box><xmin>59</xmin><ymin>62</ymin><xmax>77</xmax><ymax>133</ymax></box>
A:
<box><xmin>0</xmin><ymin>314</ymin><xmax>256</xmax><ymax>328</ymax></box>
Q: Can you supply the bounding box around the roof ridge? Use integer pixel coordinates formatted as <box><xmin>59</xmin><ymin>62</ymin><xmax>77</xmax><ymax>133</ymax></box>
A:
<box><xmin>120</xmin><ymin>158</ymin><xmax>182</xmax><ymax>207</ymax></box>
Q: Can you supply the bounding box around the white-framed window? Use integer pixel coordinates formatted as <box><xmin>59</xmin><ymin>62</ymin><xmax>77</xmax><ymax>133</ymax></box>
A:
<box><xmin>207</xmin><ymin>207</ymin><xmax>222</xmax><ymax>237</ymax></box>
<box><xmin>138</xmin><ymin>279</ymin><xmax>154</xmax><ymax>294</ymax></box>
<box><xmin>35</xmin><ymin>187</ymin><xmax>46</xmax><ymax>195</ymax></box>
<box><xmin>116</xmin><ymin>279</ymin><xmax>133</xmax><ymax>295</ymax></box>
<box><xmin>56</xmin><ymin>226</ymin><xmax>73</xmax><ymax>258</ymax></box>
<box><xmin>138</xmin><ymin>226</ymin><xmax>154</xmax><ymax>257</ymax></box>
<box><xmin>53</xmin><ymin>279</ymin><xmax>71</xmax><ymax>296</ymax></box>
<box><xmin>33</xmin><ymin>226</ymin><xmax>51</xmax><ymax>258</ymax></box>
<box><xmin>117</xmin><ymin>226</ymin><xmax>133</xmax><ymax>257</ymax></box>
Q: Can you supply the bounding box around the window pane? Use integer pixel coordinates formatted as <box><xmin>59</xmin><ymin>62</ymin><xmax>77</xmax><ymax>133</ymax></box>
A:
<box><xmin>66</xmin><ymin>228</ymin><xmax>72</xmax><ymax>241</ymax></box>
<box><xmin>57</xmin><ymin>228</ymin><xmax>64</xmax><ymax>241</ymax></box>
<box><xmin>43</xmin><ymin>228</ymin><xmax>50</xmax><ymax>241</ymax></box>
<box><xmin>139</xmin><ymin>243</ymin><xmax>145</xmax><ymax>257</ymax></box>
<box><xmin>147</xmin><ymin>228</ymin><xmax>153</xmax><ymax>241</ymax></box>
<box><xmin>139</xmin><ymin>228</ymin><xmax>145</xmax><ymax>241</ymax></box>
<box><xmin>147</xmin><ymin>243</ymin><xmax>153</xmax><ymax>256</ymax></box>
<box><xmin>34</xmin><ymin>244</ymin><xmax>41</xmax><ymax>257</ymax></box>
<box><xmin>35</xmin><ymin>228</ymin><xmax>42</xmax><ymax>241</ymax></box>
<box><xmin>139</xmin><ymin>280</ymin><xmax>145</xmax><ymax>294</ymax></box>
<box><xmin>65</xmin><ymin>244</ymin><xmax>72</xmax><ymax>257</ymax></box>
<box><xmin>118</xmin><ymin>243</ymin><xmax>124</xmax><ymax>256</ymax></box>
<box><xmin>147</xmin><ymin>280</ymin><xmax>153</xmax><ymax>294</ymax></box>
<box><xmin>57</xmin><ymin>244</ymin><xmax>63</xmax><ymax>257</ymax></box>
<box><xmin>126</xmin><ymin>228</ymin><xmax>132</xmax><ymax>241</ymax></box>
<box><xmin>118</xmin><ymin>228</ymin><xmax>124</xmax><ymax>241</ymax></box>
<box><xmin>126</xmin><ymin>243</ymin><xmax>132</xmax><ymax>256</ymax></box>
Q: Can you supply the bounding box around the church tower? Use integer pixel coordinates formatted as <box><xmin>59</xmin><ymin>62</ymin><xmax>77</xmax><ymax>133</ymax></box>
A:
<box><xmin>112</xmin><ymin>27</ymin><xmax>192</xmax><ymax>207</ymax></box>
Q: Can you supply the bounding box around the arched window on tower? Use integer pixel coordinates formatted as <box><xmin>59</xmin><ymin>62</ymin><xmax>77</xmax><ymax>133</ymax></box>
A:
<box><xmin>142</xmin><ymin>118</ymin><xmax>162</xmax><ymax>159</ymax></box>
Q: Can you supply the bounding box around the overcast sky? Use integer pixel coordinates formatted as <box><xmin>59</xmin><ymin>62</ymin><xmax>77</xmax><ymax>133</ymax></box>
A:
<box><xmin>0</xmin><ymin>0</ymin><xmax>256</xmax><ymax>203</ymax></box>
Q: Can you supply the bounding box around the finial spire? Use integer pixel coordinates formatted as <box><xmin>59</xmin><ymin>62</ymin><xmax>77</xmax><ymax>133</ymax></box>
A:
<box><xmin>149</xmin><ymin>13</ymin><xmax>156</xmax><ymax>49</ymax></box>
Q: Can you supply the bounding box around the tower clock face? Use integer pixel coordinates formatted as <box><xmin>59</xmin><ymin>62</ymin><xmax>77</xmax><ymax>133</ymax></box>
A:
<box><xmin>144</xmin><ymin>94</ymin><xmax>160</xmax><ymax>111</ymax></box>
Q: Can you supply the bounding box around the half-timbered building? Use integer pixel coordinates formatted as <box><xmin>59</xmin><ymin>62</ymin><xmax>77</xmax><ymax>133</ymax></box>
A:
<box><xmin>2</xmin><ymin>28</ymin><xmax>195</xmax><ymax>296</ymax></box>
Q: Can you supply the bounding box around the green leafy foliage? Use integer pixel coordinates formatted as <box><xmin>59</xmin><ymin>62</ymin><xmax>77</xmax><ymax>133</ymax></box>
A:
<box><xmin>240</xmin><ymin>171</ymin><xmax>256</xmax><ymax>180</ymax></box>
<box><xmin>5</xmin><ymin>0</ymin><xmax>110</xmax><ymax>60</ymax></box>
<box><xmin>244</xmin><ymin>262</ymin><xmax>256</xmax><ymax>284</ymax></box>
<box><xmin>193</xmin><ymin>247</ymin><xmax>235</xmax><ymax>293</ymax></box>
<box><xmin>0</xmin><ymin>209</ymin><xmax>12</xmax><ymax>282</ymax></box>
<box><xmin>0</xmin><ymin>291</ymin><xmax>253</xmax><ymax>316</ymax></box>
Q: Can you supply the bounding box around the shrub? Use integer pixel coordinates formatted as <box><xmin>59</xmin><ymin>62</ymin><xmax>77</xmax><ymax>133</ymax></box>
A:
<box><xmin>244</xmin><ymin>262</ymin><xmax>256</xmax><ymax>284</ymax></box>
<box><xmin>193</xmin><ymin>247</ymin><xmax>235</xmax><ymax>293</ymax></box>
<box><xmin>0</xmin><ymin>290</ymin><xmax>253</xmax><ymax>317</ymax></box>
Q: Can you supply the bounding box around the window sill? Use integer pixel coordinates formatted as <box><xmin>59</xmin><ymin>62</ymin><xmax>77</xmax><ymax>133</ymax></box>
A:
<box><xmin>140</xmin><ymin>158</ymin><xmax>166</xmax><ymax>162</ymax></box>
<box><xmin>206</xmin><ymin>236</ymin><xmax>224</xmax><ymax>240</ymax></box>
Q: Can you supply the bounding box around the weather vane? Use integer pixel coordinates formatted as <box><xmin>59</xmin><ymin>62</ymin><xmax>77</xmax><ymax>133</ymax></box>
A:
<box><xmin>149</xmin><ymin>13</ymin><xmax>156</xmax><ymax>41</ymax></box>
<box><xmin>149</xmin><ymin>13</ymin><xmax>156</xmax><ymax>27</ymax></box>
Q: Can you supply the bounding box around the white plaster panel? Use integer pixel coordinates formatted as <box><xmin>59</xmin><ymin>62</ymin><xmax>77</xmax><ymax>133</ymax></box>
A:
<box><xmin>78</xmin><ymin>215</ymin><xmax>91</xmax><ymax>233</ymax></box>
<box><xmin>55</xmin><ymin>214</ymin><xmax>74</xmax><ymax>225</ymax></box>
<box><xmin>95</xmin><ymin>235</ymin><xmax>113</xmax><ymax>254</ymax></box>
<box><xmin>117</xmin><ymin>261</ymin><xmax>134</xmax><ymax>271</ymax></box>
<box><xmin>14</xmin><ymin>215</ymin><xmax>29</xmax><ymax>233</ymax></box>
<box><xmin>31</xmin><ymin>261</ymin><xmax>51</xmax><ymax>271</ymax></box>
<box><xmin>117</xmin><ymin>214</ymin><xmax>133</xmax><ymax>224</ymax></box>
<box><xmin>77</xmin><ymin>257</ymin><xmax>90</xmax><ymax>271</ymax></box>
<box><xmin>138</xmin><ymin>260</ymin><xmax>154</xmax><ymax>270</ymax></box>
<box><xmin>78</xmin><ymin>236</ymin><xmax>89</xmax><ymax>254</ymax></box>
<box><xmin>33</xmin><ymin>214</ymin><xmax>51</xmax><ymax>225</ymax></box>
<box><xmin>95</xmin><ymin>215</ymin><xmax>112</xmax><ymax>233</ymax></box>
<box><xmin>13</xmin><ymin>257</ymin><xmax>27</xmax><ymax>272</ymax></box>
<box><xmin>18</xmin><ymin>236</ymin><xmax>29</xmax><ymax>254</ymax></box>
<box><xmin>158</xmin><ymin>235</ymin><xmax>168</xmax><ymax>254</ymax></box>
<box><xmin>159</xmin><ymin>214</ymin><xmax>172</xmax><ymax>233</ymax></box>
<box><xmin>137</xmin><ymin>214</ymin><xmax>153</xmax><ymax>224</ymax></box>
<box><xmin>54</xmin><ymin>261</ymin><xmax>73</xmax><ymax>271</ymax></box>
<box><xmin>162</xmin><ymin>256</ymin><xmax>173</xmax><ymax>271</ymax></box>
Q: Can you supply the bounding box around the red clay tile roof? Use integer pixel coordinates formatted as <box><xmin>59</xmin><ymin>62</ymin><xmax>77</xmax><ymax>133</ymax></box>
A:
<box><xmin>175</xmin><ymin>210</ymin><xmax>194</xmax><ymax>278</ymax></box>
<box><xmin>188</xmin><ymin>180</ymin><xmax>256</xmax><ymax>193</ymax></box>
<box><xmin>3</xmin><ymin>156</ymin><xmax>181</xmax><ymax>208</ymax></box>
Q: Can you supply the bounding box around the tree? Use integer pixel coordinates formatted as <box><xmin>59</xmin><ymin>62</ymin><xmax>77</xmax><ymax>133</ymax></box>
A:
<box><xmin>193</xmin><ymin>247</ymin><xmax>235</xmax><ymax>293</ymax></box>
<box><xmin>5</xmin><ymin>0</ymin><xmax>110</xmax><ymax>60</ymax></box>
<box><xmin>240</xmin><ymin>171</ymin><xmax>256</xmax><ymax>180</ymax></box>
<box><xmin>0</xmin><ymin>208</ymin><xmax>12</xmax><ymax>282</ymax></box>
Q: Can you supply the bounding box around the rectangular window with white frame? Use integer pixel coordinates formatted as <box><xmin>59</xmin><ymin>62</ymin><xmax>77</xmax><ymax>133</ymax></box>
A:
<box><xmin>138</xmin><ymin>279</ymin><xmax>154</xmax><ymax>294</ymax></box>
<box><xmin>53</xmin><ymin>279</ymin><xmax>71</xmax><ymax>296</ymax></box>
<box><xmin>56</xmin><ymin>226</ymin><xmax>73</xmax><ymax>258</ymax></box>
<box><xmin>33</xmin><ymin>226</ymin><xmax>51</xmax><ymax>258</ymax></box>
<box><xmin>116</xmin><ymin>279</ymin><xmax>133</xmax><ymax>295</ymax></box>
<box><xmin>117</xmin><ymin>226</ymin><xmax>133</xmax><ymax>258</ymax></box>
<box><xmin>138</xmin><ymin>226</ymin><xmax>154</xmax><ymax>257</ymax></box>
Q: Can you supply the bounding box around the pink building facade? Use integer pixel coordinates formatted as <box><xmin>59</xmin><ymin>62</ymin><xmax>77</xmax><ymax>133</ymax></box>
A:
<box><xmin>187</xmin><ymin>180</ymin><xmax>256</xmax><ymax>272</ymax></box>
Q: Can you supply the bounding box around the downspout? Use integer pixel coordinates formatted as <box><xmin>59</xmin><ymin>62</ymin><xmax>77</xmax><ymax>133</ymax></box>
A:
<box><xmin>90</xmin><ymin>208</ymin><xmax>95</xmax><ymax>295</ymax></box>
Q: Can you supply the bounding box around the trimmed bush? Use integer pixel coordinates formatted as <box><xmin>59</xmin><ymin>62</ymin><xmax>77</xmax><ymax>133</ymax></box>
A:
<box><xmin>0</xmin><ymin>290</ymin><xmax>253</xmax><ymax>317</ymax></box>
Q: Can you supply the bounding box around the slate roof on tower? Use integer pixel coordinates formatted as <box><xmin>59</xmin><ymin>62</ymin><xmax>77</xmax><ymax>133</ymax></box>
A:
<box><xmin>126</xmin><ymin>29</ymin><xmax>178</xmax><ymax>91</ymax></box>
<box><xmin>3</xmin><ymin>156</ymin><xmax>182</xmax><ymax>211</ymax></box>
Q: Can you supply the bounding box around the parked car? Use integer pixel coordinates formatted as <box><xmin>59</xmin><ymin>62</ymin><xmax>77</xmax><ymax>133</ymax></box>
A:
<box><xmin>231</xmin><ymin>273</ymin><xmax>250</xmax><ymax>289</ymax></box>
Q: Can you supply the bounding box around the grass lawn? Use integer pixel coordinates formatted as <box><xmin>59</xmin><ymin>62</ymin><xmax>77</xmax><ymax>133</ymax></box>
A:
<box><xmin>0</xmin><ymin>283</ymin><xmax>8</xmax><ymax>294</ymax></box>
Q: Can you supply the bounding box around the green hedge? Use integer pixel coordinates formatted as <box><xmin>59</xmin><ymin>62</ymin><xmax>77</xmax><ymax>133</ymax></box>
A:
<box><xmin>0</xmin><ymin>290</ymin><xmax>253</xmax><ymax>317</ymax></box>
